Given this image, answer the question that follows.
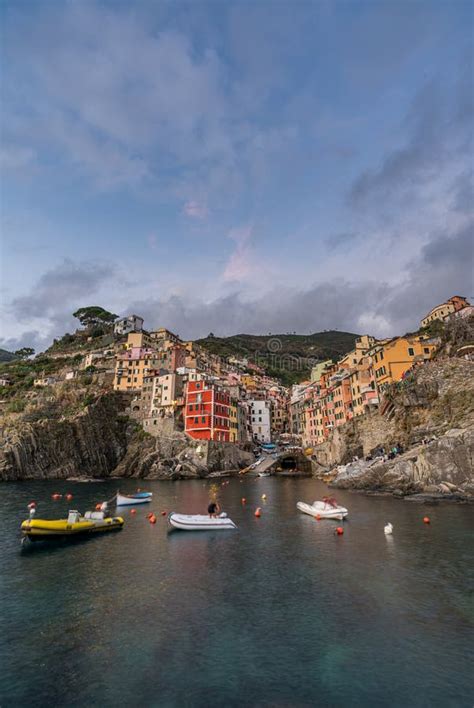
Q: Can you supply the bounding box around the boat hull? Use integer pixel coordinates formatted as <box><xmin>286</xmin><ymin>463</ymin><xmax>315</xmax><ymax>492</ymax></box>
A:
<box><xmin>21</xmin><ymin>516</ymin><xmax>124</xmax><ymax>540</ymax></box>
<box><xmin>168</xmin><ymin>513</ymin><xmax>237</xmax><ymax>531</ymax></box>
<box><xmin>297</xmin><ymin>501</ymin><xmax>348</xmax><ymax>520</ymax></box>
<box><xmin>116</xmin><ymin>493</ymin><xmax>151</xmax><ymax>506</ymax></box>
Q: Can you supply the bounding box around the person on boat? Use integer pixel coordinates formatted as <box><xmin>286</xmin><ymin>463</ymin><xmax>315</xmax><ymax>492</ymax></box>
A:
<box><xmin>208</xmin><ymin>500</ymin><xmax>221</xmax><ymax>518</ymax></box>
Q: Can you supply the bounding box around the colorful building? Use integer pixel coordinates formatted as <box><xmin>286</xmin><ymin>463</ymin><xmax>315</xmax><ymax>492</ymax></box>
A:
<box><xmin>113</xmin><ymin>346</ymin><xmax>160</xmax><ymax>391</ymax></box>
<box><xmin>372</xmin><ymin>336</ymin><xmax>436</xmax><ymax>394</ymax></box>
<box><xmin>421</xmin><ymin>296</ymin><xmax>470</xmax><ymax>328</ymax></box>
<box><xmin>185</xmin><ymin>380</ymin><xmax>231</xmax><ymax>442</ymax></box>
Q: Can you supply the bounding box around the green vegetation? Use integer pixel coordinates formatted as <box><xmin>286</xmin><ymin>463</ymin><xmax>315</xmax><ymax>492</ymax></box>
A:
<box><xmin>73</xmin><ymin>306</ymin><xmax>118</xmax><ymax>329</ymax></box>
<box><xmin>14</xmin><ymin>347</ymin><xmax>35</xmax><ymax>359</ymax></box>
<box><xmin>196</xmin><ymin>330</ymin><xmax>359</xmax><ymax>384</ymax></box>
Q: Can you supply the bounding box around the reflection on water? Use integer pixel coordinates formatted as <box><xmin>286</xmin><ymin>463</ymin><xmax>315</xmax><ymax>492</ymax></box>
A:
<box><xmin>0</xmin><ymin>477</ymin><xmax>473</xmax><ymax>707</ymax></box>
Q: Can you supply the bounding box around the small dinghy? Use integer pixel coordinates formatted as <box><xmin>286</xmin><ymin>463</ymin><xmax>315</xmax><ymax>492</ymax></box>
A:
<box><xmin>116</xmin><ymin>492</ymin><xmax>152</xmax><ymax>506</ymax></box>
<box><xmin>168</xmin><ymin>512</ymin><xmax>237</xmax><ymax>531</ymax></box>
<box><xmin>297</xmin><ymin>497</ymin><xmax>348</xmax><ymax>521</ymax></box>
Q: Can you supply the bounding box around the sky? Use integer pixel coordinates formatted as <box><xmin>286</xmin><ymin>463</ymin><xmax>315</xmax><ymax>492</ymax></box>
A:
<box><xmin>0</xmin><ymin>0</ymin><xmax>472</xmax><ymax>351</ymax></box>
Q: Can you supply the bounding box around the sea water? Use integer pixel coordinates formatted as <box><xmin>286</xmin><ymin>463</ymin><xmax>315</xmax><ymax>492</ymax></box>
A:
<box><xmin>0</xmin><ymin>477</ymin><xmax>472</xmax><ymax>707</ymax></box>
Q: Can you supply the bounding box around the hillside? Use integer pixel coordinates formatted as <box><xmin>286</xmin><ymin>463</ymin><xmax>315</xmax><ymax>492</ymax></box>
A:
<box><xmin>0</xmin><ymin>349</ymin><xmax>16</xmax><ymax>363</ymax></box>
<box><xmin>196</xmin><ymin>330</ymin><xmax>359</xmax><ymax>384</ymax></box>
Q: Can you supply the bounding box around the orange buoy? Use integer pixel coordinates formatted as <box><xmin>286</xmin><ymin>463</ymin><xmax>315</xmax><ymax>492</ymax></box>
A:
<box><xmin>130</xmin><ymin>509</ymin><xmax>136</xmax><ymax>515</ymax></box>
<box><xmin>52</xmin><ymin>493</ymin><xmax>61</xmax><ymax>500</ymax></box>
<box><xmin>95</xmin><ymin>503</ymin><xmax>102</xmax><ymax>511</ymax></box>
<box><xmin>149</xmin><ymin>515</ymin><xmax>157</xmax><ymax>524</ymax></box>
<box><xmin>66</xmin><ymin>493</ymin><xmax>73</xmax><ymax>501</ymax></box>
<box><xmin>335</xmin><ymin>527</ymin><xmax>344</xmax><ymax>535</ymax></box>
<box><xmin>146</xmin><ymin>512</ymin><xmax>153</xmax><ymax>519</ymax></box>
<box><xmin>423</xmin><ymin>516</ymin><xmax>431</xmax><ymax>524</ymax></box>
<box><xmin>315</xmin><ymin>514</ymin><xmax>321</xmax><ymax>521</ymax></box>
<box><xmin>241</xmin><ymin>497</ymin><xmax>246</xmax><ymax>504</ymax></box>
<box><xmin>254</xmin><ymin>507</ymin><xmax>262</xmax><ymax>517</ymax></box>
<box><xmin>161</xmin><ymin>510</ymin><xmax>167</xmax><ymax>516</ymax></box>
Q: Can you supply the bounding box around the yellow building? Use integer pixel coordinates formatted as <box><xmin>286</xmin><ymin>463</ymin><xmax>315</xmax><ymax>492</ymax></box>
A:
<box><xmin>125</xmin><ymin>331</ymin><xmax>153</xmax><ymax>350</ymax></box>
<box><xmin>241</xmin><ymin>375</ymin><xmax>258</xmax><ymax>390</ymax></box>
<box><xmin>373</xmin><ymin>336</ymin><xmax>436</xmax><ymax>393</ymax></box>
<box><xmin>421</xmin><ymin>302</ymin><xmax>456</xmax><ymax>328</ymax></box>
<box><xmin>310</xmin><ymin>360</ymin><xmax>333</xmax><ymax>382</ymax></box>
<box><xmin>113</xmin><ymin>346</ymin><xmax>160</xmax><ymax>391</ymax></box>
<box><xmin>229</xmin><ymin>400</ymin><xmax>238</xmax><ymax>442</ymax></box>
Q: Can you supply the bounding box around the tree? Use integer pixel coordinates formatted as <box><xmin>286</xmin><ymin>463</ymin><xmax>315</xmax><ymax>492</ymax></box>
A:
<box><xmin>14</xmin><ymin>347</ymin><xmax>35</xmax><ymax>359</ymax></box>
<box><xmin>73</xmin><ymin>306</ymin><xmax>118</xmax><ymax>329</ymax></box>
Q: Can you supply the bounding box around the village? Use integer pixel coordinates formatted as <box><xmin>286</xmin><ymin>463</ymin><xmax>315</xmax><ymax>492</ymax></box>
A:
<box><xmin>3</xmin><ymin>294</ymin><xmax>465</xmax><ymax>456</ymax></box>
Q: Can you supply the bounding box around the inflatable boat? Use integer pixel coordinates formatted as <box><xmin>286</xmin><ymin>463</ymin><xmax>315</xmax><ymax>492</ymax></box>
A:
<box><xmin>116</xmin><ymin>492</ymin><xmax>152</xmax><ymax>506</ymax></box>
<box><xmin>297</xmin><ymin>499</ymin><xmax>348</xmax><ymax>521</ymax></box>
<box><xmin>21</xmin><ymin>510</ymin><xmax>124</xmax><ymax>540</ymax></box>
<box><xmin>168</xmin><ymin>512</ymin><xmax>237</xmax><ymax>531</ymax></box>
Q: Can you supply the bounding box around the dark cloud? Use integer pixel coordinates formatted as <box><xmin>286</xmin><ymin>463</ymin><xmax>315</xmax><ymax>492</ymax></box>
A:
<box><xmin>349</xmin><ymin>78</ymin><xmax>472</xmax><ymax>208</ymax></box>
<box><xmin>10</xmin><ymin>260</ymin><xmax>116</xmax><ymax>321</ymax></box>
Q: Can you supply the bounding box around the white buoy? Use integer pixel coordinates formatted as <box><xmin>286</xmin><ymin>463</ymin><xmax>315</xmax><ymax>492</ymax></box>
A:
<box><xmin>384</xmin><ymin>522</ymin><xmax>393</xmax><ymax>535</ymax></box>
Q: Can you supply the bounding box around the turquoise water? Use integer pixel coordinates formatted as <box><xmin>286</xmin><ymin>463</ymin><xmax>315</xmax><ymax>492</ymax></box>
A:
<box><xmin>0</xmin><ymin>477</ymin><xmax>472</xmax><ymax>707</ymax></box>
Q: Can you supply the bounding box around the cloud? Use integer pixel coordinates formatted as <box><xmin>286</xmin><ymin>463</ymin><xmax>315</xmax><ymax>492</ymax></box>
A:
<box><xmin>183</xmin><ymin>201</ymin><xmax>209</xmax><ymax>219</ymax></box>
<box><xmin>324</xmin><ymin>232</ymin><xmax>359</xmax><ymax>249</ymax></box>
<box><xmin>222</xmin><ymin>225</ymin><xmax>260</xmax><ymax>282</ymax></box>
<box><xmin>10</xmin><ymin>260</ymin><xmax>116</xmax><ymax>322</ymax></box>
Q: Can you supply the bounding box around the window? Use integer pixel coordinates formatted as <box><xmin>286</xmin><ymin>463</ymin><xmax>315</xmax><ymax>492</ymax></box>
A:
<box><xmin>424</xmin><ymin>347</ymin><xmax>430</xmax><ymax>354</ymax></box>
<box><xmin>194</xmin><ymin>417</ymin><xmax>198</xmax><ymax>424</ymax></box>
<box><xmin>408</xmin><ymin>347</ymin><xmax>415</xmax><ymax>356</ymax></box>
<box><xmin>201</xmin><ymin>417</ymin><xmax>205</xmax><ymax>423</ymax></box>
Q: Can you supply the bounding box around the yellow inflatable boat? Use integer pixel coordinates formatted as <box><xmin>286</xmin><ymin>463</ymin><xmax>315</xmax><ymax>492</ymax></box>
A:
<box><xmin>21</xmin><ymin>510</ymin><xmax>124</xmax><ymax>540</ymax></box>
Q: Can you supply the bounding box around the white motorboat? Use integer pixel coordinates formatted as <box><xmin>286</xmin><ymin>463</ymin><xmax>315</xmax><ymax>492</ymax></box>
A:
<box><xmin>168</xmin><ymin>512</ymin><xmax>237</xmax><ymax>531</ymax></box>
<box><xmin>297</xmin><ymin>499</ymin><xmax>348</xmax><ymax>520</ymax></box>
<box><xmin>116</xmin><ymin>492</ymin><xmax>152</xmax><ymax>506</ymax></box>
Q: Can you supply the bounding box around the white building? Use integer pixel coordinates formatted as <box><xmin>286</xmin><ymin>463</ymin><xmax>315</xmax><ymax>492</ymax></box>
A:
<box><xmin>248</xmin><ymin>399</ymin><xmax>272</xmax><ymax>442</ymax></box>
<box><xmin>114</xmin><ymin>315</ymin><xmax>144</xmax><ymax>336</ymax></box>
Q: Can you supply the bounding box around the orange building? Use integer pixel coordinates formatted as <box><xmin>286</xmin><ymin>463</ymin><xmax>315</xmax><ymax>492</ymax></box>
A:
<box><xmin>373</xmin><ymin>336</ymin><xmax>436</xmax><ymax>394</ymax></box>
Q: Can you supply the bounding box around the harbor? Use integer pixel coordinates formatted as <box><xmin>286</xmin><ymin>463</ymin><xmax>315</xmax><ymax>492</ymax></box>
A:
<box><xmin>1</xmin><ymin>477</ymin><xmax>472</xmax><ymax>706</ymax></box>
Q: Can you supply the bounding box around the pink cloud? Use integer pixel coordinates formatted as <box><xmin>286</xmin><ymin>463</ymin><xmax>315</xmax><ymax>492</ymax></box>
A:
<box><xmin>183</xmin><ymin>200</ymin><xmax>209</xmax><ymax>219</ymax></box>
<box><xmin>222</xmin><ymin>225</ymin><xmax>258</xmax><ymax>282</ymax></box>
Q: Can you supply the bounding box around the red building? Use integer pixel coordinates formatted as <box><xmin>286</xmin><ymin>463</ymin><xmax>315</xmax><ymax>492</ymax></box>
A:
<box><xmin>185</xmin><ymin>380</ymin><xmax>231</xmax><ymax>441</ymax></box>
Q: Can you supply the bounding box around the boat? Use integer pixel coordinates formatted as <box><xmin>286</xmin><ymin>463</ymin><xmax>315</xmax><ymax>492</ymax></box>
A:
<box><xmin>297</xmin><ymin>498</ymin><xmax>348</xmax><ymax>521</ymax></box>
<box><xmin>168</xmin><ymin>512</ymin><xmax>237</xmax><ymax>531</ymax></box>
<box><xmin>116</xmin><ymin>492</ymin><xmax>152</xmax><ymax>506</ymax></box>
<box><xmin>21</xmin><ymin>510</ymin><xmax>124</xmax><ymax>541</ymax></box>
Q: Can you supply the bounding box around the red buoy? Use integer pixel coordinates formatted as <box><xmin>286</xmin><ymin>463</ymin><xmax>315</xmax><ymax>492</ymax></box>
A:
<box><xmin>241</xmin><ymin>498</ymin><xmax>246</xmax><ymax>504</ymax></box>
<box><xmin>28</xmin><ymin>501</ymin><xmax>36</xmax><ymax>509</ymax></box>
<box><xmin>52</xmin><ymin>493</ymin><xmax>61</xmax><ymax>500</ymax></box>
<box><xmin>423</xmin><ymin>516</ymin><xmax>431</xmax><ymax>524</ymax></box>
<box><xmin>130</xmin><ymin>509</ymin><xmax>136</xmax><ymax>515</ymax></box>
<box><xmin>336</xmin><ymin>527</ymin><xmax>344</xmax><ymax>535</ymax></box>
<box><xmin>149</xmin><ymin>515</ymin><xmax>157</xmax><ymax>524</ymax></box>
<box><xmin>161</xmin><ymin>510</ymin><xmax>167</xmax><ymax>516</ymax></box>
<box><xmin>66</xmin><ymin>493</ymin><xmax>73</xmax><ymax>501</ymax></box>
<box><xmin>254</xmin><ymin>507</ymin><xmax>262</xmax><ymax>518</ymax></box>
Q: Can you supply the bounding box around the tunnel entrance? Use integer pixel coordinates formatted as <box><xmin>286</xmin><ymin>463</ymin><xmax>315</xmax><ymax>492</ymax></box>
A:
<box><xmin>280</xmin><ymin>456</ymin><xmax>297</xmax><ymax>470</ymax></box>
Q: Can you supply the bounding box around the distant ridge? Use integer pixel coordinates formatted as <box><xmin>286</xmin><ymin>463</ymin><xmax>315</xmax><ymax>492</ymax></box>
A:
<box><xmin>195</xmin><ymin>330</ymin><xmax>359</xmax><ymax>385</ymax></box>
<box><xmin>0</xmin><ymin>348</ymin><xmax>16</xmax><ymax>363</ymax></box>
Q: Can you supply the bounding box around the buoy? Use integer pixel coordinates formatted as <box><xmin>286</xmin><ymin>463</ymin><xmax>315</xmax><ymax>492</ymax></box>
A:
<box><xmin>254</xmin><ymin>507</ymin><xmax>262</xmax><ymax>517</ymax></box>
<box><xmin>335</xmin><ymin>527</ymin><xmax>344</xmax><ymax>535</ymax></box>
<box><xmin>241</xmin><ymin>498</ymin><xmax>246</xmax><ymax>504</ymax></box>
<box><xmin>315</xmin><ymin>514</ymin><xmax>321</xmax><ymax>521</ymax></box>
<box><xmin>52</xmin><ymin>493</ymin><xmax>61</xmax><ymax>500</ymax></box>
<box><xmin>384</xmin><ymin>523</ymin><xmax>393</xmax><ymax>535</ymax></box>
<box><xmin>66</xmin><ymin>493</ymin><xmax>73</xmax><ymax>501</ymax></box>
<box><xmin>95</xmin><ymin>503</ymin><xmax>102</xmax><ymax>511</ymax></box>
<box><xmin>161</xmin><ymin>510</ymin><xmax>167</xmax><ymax>516</ymax></box>
<box><xmin>130</xmin><ymin>509</ymin><xmax>136</xmax><ymax>515</ymax></box>
<box><xmin>149</xmin><ymin>515</ymin><xmax>157</xmax><ymax>524</ymax></box>
<box><xmin>423</xmin><ymin>516</ymin><xmax>431</xmax><ymax>524</ymax></box>
<box><xmin>146</xmin><ymin>512</ymin><xmax>153</xmax><ymax>519</ymax></box>
<box><xmin>28</xmin><ymin>502</ymin><xmax>36</xmax><ymax>509</ymax></box>
<box><xmin>261</xmin><ymin>494</ymin><xmax>267</xmax><ymax>500</ymax></box>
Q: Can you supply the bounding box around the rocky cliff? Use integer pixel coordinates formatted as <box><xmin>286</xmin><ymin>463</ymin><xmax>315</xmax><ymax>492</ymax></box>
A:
<box><xmin>0</xmin><ymin>393</ymin><xmax>254</xmax><ymax>482</ymax></box>
<box><xmin>0</xmin><ymin>394</ymin><xmax>130</xmax><ymax>481</ymax></box>
<box><xmin>316</xmin><ymin>358</ymin><xmax>474</xmax><ymax>499</ymax></box>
